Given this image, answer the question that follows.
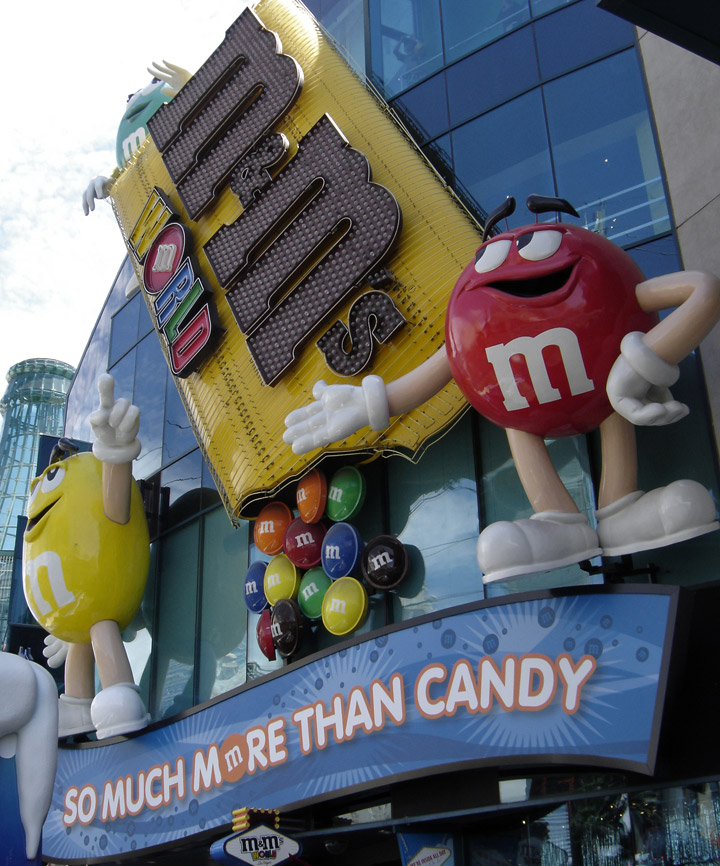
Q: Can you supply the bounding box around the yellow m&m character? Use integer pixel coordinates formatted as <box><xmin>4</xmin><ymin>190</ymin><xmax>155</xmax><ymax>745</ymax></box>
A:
<box><xmin>23</xmin><ymin>375</ymin><xmax>150</xmax><ymax>739</ymax></box>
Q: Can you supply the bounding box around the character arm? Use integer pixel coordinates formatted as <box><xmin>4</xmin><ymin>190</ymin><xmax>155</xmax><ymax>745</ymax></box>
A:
<box><xmin>82</xmin><ymin>176</ymin><xmax>112</xmax><ymax>215</ymax></box>
<box><xmin>284</xmin><ymin>347</ymin><xmax>451</xmax><ymax>454</ymax></box>
<box><xmin>149</xmin><ymin>60</ymin><xmax>192</xmax><ymax>97</ymax></box>
<box><xmin>88</xmin><ymin>375</ymin><xmax>141</xmax><ymax>524</ymax></box>
<box><xmin>607</xmin><ymin>271</ymin><xmax>720</xmax><ymax>425</ymax></box>
<box><xmin>635</xmin><ymin>270</ymin><xmax>720</xmax><ymax>363</ymax></box>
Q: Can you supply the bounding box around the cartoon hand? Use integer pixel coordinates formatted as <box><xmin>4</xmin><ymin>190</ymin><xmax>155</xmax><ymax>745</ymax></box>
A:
<box><xmin>149</xmin><ymin>60</ymin><xmax>192</xmax><ymax>97</ymax></box>
<box><xmin>89</xmin><ymin>374</ymin><xmax>142</xmax><ymax>464</ymax></box>
<box><xmin>82</xmin><ymin>175</ymin><xmax>111</xmax><ymax>215</ymax></box>
<box><xmin>607</xmin><ymin>331</ymin><xmax>689</xmax><ymax>426</ymax></box>
<box><xmin>284</xmin><ymin>375</ymin><xmax>389</xmax><ymax>454</ymax></box>
<box><xmin>42</xmin><ymin>633</ymin><xmax>69</xmax><ymax>669</ymax></box>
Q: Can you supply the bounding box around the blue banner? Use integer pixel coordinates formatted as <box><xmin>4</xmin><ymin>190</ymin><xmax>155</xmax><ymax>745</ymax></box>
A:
<box><xmin>44</xmin><ymin>587</ymin><xmax>676</xmax><ymax>861</ymax></box>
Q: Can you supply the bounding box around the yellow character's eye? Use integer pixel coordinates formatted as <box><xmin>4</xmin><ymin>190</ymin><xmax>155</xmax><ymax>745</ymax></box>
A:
<box><xmin>40</xmin><ymin>465</ymin><xmax>66</xmax><ymax>494</ymax></box>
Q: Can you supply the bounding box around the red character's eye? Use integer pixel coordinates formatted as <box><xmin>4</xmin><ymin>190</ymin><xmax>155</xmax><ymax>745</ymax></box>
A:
<box><xmin>516</xmin><ymin>230</ymin><xmax>562</xmax><ymax>261</ymax></box>
<box><xmin>474</xmin><ymin>239</ymin><xmax>511</xmax><ymax>274</ymax></box>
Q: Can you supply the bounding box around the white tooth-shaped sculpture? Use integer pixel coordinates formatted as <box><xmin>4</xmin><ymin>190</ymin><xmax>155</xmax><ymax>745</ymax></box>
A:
<box><xmin>0</xmin><ymin>653</ymin><xmax>59</xmax><ymax>860</ymax></box>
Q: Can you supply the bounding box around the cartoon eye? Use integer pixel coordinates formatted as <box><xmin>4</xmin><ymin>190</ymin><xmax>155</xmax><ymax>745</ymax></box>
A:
<box><xmin>27</xmin><ymin>477</ymin><xmax>41</xmax><ymax>509</ymax></box>
<box><xmin>474</xmin><ymin>239</ymin><xmax>512</xmax><ymax>274</ymax></box>
<box><xmin>40</xmin><ymin>465</ymin><xmax>66</xmax><ymax>494</ymax></box>
<box><xmin>516</xmin><ymin>230</ymin><xmax>562</xmax><ymax>261</ymax></box>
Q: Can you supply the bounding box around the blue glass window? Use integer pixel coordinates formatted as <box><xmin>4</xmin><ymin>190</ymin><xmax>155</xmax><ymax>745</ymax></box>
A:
<box><xmin>388</xmin><ymin>413</ymin><xmax>481</xmax><ymax>618</ymax></box>
<box><xmin>447</xmin><ymin>26</ymin><xmax>539</xmax><ymax>126</ymax></box>
<box><xmin>368</xmin><ymin>0</ymin><xmax>444</xmax><ymax>96</ymax></box>
<box><xmin>108</xmin><ymin>350</ymin><xmax>135</xmax><ymax>410</ymax></box>
<box><xmin>441</xmin><ymin>0</ymin><xmax>530</xmax><ymax>62</ymax></box>
<box><xmin>544</xmin><ymin>50</ymin><xmax>670</xmax><ymax>246</ymax></box>
<box><xmin>535</xmin><ymin>0</ymin><xmax>634</xmax><ymax>80</ymax></box>
<box><xmin>109</xmin><ymin>295</ymin><xmax>140</xmax><ymax>367</ymax></box>
<box><xmin>132</xmin><ymin>334</ymin><xmax>166</xmax><ymax>481</ymax></box>
<box><xmin>393</xmin><ymin>70</ymin><xmax>449</xmax><ymax>141</ymax></box>
<box><xmin>422</xmin><ymin>134</ymin><xmax>454</xmax><ymax>186</ymax></box>
<box><xmin>303</xmin><ymin>0</ymin><xmax>367</xmax><ymax>75</ymax></box>
<box><xmin>138</xmin><ymin>295</ymin><xmax>155</xmax><ymax>339</ymax></box>
<box><xmin>153</xmin><ymin>521</ymin><xmax>199</xmax><ymax>719</ymax></box>
<box><xmin>625</xmin><ymin>235</ymin><xmax>681</xmax><ymax>279</ymax></box>
<box><xmin>199</xmin><ymin>508</ymin><xmax>248</xmax><ymax>701</ymax></box>
<box><xmin>530</xmin><ymin>0</ymin><xmax>575</xmax><ymax>15</ymax></box>
<box><xmin>163</xmin><ymin>376</ymin><xmax>197</xmax><ymax>465</ymax></box>
<box><xmin>478</xmin><ymin>420</ymin><xmax>600</xmax><ymax>598</ymax></box>
<box><xmin>452</xmin><ymin>89</ymin><xmax>554</xmax><ymax>228</ymax></box>
<box><xmin>160</xmin><ymin>448</ymin><xmax>203</xmax><ymax>530</ymax></box>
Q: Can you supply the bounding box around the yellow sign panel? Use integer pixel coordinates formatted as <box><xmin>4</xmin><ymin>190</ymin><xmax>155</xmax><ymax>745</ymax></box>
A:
<box><xmin>110</xmin><ymin>0</ymin><xmax>481</xmax><ymax>520</ymax></box>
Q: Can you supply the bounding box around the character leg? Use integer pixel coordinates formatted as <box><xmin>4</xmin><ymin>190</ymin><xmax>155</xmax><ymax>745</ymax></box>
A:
<box><xmin>89</xmin><ymin>620</ymin><xmax>148</xmax><ymax>739</ymax></box>
<box><xmin>596</xmin><ymin>412</ymin><xmax>719</xmax><ymax>555</ymax></box>
<box><xmin>477</xmin><ymin>429</ymin><xmax>601</xmax><ymax>583</ymax></box>
<box><xmin>59</xmin><ymin>642</ymin><xmax>95</xmax><ymax>736</ymax></box>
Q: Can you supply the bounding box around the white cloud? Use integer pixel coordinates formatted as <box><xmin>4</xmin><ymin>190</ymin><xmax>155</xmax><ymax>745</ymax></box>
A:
<box><xmin>0</xmin><ymin>0</ymin><xmax>247</xmax><ymax>388</ymax></box>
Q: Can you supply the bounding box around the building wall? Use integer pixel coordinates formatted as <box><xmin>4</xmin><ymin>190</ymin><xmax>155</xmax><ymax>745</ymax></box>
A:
<box><xmin>30</xmin><ymin>5</ymin><xmax>720</xmax><ymax>863</ymax></box>
<box><xmin>48</xmin><ymin>0</ymin><xmax>720</xmax><ymax>728</ymax></box>
<box><xmin>636</xmin><ymin>28</ymin><xmax>720</xmax><ymax>440</ymax></box>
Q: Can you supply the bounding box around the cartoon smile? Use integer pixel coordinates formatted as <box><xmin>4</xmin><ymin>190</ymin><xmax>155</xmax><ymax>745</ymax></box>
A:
<box><xmin>487</xmin><ymin>262</ymin><xmax>577</xmax><ymax>299</ymax></box>
<box><xmin>25</xmin><ymin>498</ymin><xmax>59</xmax><ymax>541</ymax></box>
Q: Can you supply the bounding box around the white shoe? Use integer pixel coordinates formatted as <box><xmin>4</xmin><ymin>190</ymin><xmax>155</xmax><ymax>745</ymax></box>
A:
<box><xmin>58</xmin><ymin>694</ymin><xmax>94</xmax><ymax>736</ymax></box>
<box><xmin>596</xmin><ymin>480</ymin><xmax>719</xmax><ymax>556</ymax></box>
<box><xmin>91</xmin><ymin>683</ymin><xmax>149</xmax><ymax>740</ymax></box>
<box><xmin>477</xmin><ymin>511</ymin><xmax>601</xmax><ymax>583</ymax></box>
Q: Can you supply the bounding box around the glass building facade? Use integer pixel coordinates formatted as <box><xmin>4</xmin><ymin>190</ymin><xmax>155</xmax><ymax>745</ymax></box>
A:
<box><xmin>30</xmin><ymin>3</ymin><xmax>720</xmax><ymax>864</ymax></box>
<box><xmin>0</xmin><ymin>358</ymin><xmax>74</xmax><ymax>645</ymax></box>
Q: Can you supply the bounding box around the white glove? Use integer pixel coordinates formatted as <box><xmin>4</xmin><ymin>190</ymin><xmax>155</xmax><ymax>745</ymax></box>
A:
<box><xmin>89</xmin><ymin>374</ymin><xmax>142</xmax><ymax>464</ymax></box>
<box><xmin>82</xmin><ymin>175</ymin><xmax>111</xmax><ymax>215</ymax></box>
<box><xmin>148</xmin><ymin>60</ymin><xmax>192</xmax><ymax>97</ymax></box>
<box><xmin>284</xmin><ymin>375</ymin><xmax>389</xmax><ymax>454</ymax></box>
<box><xmin>607</xmin><ymin>331</ymin><xmax>689</xmax><ymax>426</ymax></box>
<box><xmin>42</xmin><ymin>634</ymin><xmax>69</xmax><ymax>669</ymax></box>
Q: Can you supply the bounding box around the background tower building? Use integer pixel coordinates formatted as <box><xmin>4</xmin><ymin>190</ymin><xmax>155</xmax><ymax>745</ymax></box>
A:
<box><xmin>0</xmin><ymin>358</ymin><xmax>74</xmax><ymax>647</ymax></box>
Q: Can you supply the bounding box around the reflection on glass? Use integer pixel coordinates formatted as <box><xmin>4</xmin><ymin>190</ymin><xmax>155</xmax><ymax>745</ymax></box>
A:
<box><xmin>109</xmin><ymin>294</ymin><xmax>140</xmax><ymax>367</ymax></box>
<box><xmin>65</xmin><ymin>256</ymin><xmax>136</xmax><ymax>441</ymax></box>
<box><xmin>447</xmin><ymin>27</ymin><xmax>539</xmax><ymax>126</ymax></box>
<box><xmin>629</xmin><ymin>785</ymin><xmax>720</xmax><ymax>866</ymax></box>
<box><xmin>138</xmin><ymin>297</ymin><xmax>155</xmax><ymax>340</ymax></box>
<box><xmin>199</xmin><ymin>508</ymin><xmax>249</xmax><ymax>700</ymax></box>
<box><xmin>530</xmin><ymin>0</ymin><xmax>575</xmax><ymax>16</ymax></box>
<box><xmin>572</xmin><ymin>793</ymin><xmax>632</xmax><ymax>866</ymax></box>
<box><xmin>163</xmin><ymin>375</ymin><xmax>197</xmax><ymax>464</ymax></box>
<box><xmin>534</xmin><ymin>0</ymin><xmax>634</xmax><ymax>81</ymax></box>
<box><xmin>108</xmin><ymin>351</ymin><xmax>135</xmax><ymax>412</ymax></box>
<box><xmin>467</xmin><ymin>803</ymin><xmax>573</xmax><ymax>866</ymax></box>
<box><xmin>132</xmin><ymin>334</ymin><xmax>166</xmax><ymax>481</ymax></box>
<box><xmin>441</xmin><ymin>0</ymin><xmax>530</xmax><ymax>63</ymax></box>
<box><xmin>388</xmin><ymin>413</ymin><xmax>481</xmax><ymax>618</ymax></box>
<box><xmin>304</xmin><ymin>0</ymin><xmax>367</xmax><ymax>75</ymax></box>
<box><xmin>478</xmin><ymin>419</ymin><xmax>600</xmax><ymax>597</ymax></box>
<box><xmin>625</xmin><ymin>235</ymin><xmax>681</xmax><ymax>280</ymax></box>
<box><xmin>160</xmin><ymin>449</ymin><xmax>203</xmax><ymax>530</ymax></box>
<box><xmin>544</xmin><ymin>50</ymin><xmax>670</xmax><ymax>246</ymax></box>
<box><xmin>469</xmin><ymin>783</ymin><xmax>720</xmax><ymax>866</ymax></box>
<box><xmin>369</xmin><ymin>0</ymin><xmax>443</xmax><ymax>96</ymax></box>
<box><xmin>153</xmin><ymin>522</ymin><xmax>198</xmax><ymax>719</ymax></box>
<box><xmin>452</xmin><ymin>90</ymin><xmax>554</xmax><ymax>228</ymax></box>
<box><xmin>393</xmin><ymin>71</ymin><xmax>449</xmax><ymax>142</ymax></box>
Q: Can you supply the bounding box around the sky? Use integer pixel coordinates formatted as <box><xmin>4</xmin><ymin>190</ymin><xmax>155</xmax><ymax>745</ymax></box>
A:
<box><xmin>0</xmin><ymin>1</ymin><xmax>249</xmax><ymax>389</ymax></box>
